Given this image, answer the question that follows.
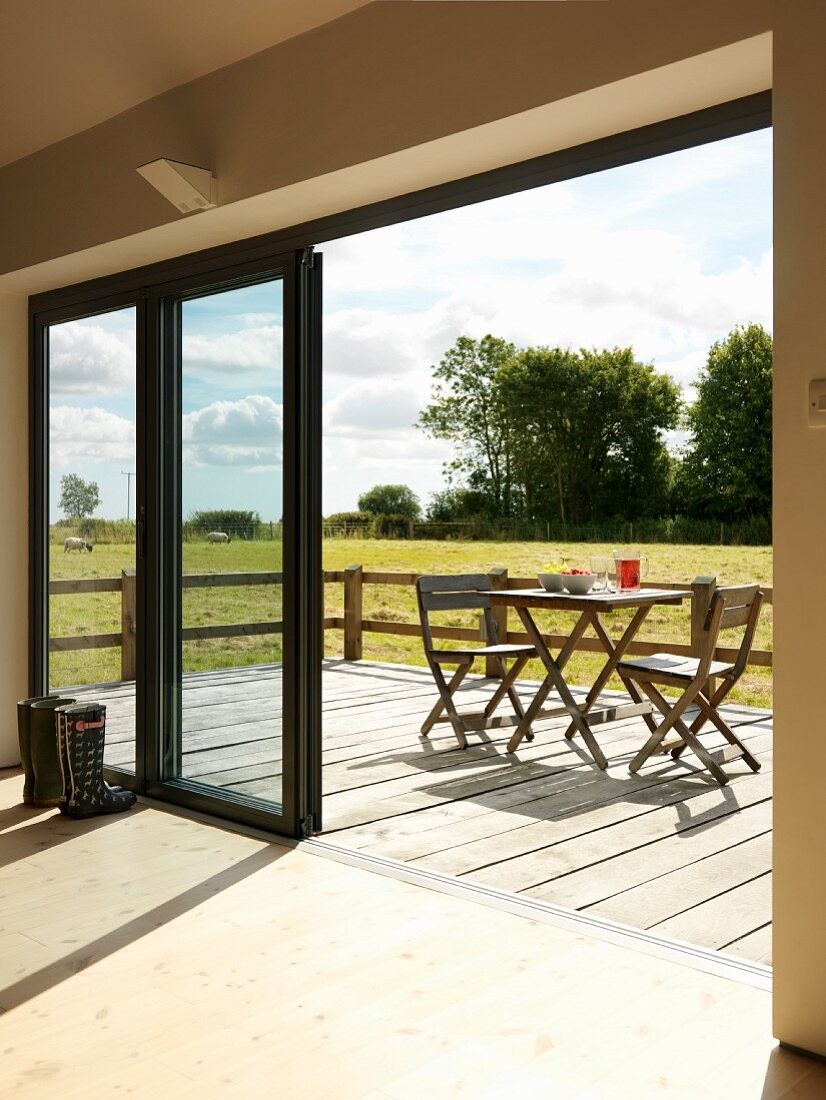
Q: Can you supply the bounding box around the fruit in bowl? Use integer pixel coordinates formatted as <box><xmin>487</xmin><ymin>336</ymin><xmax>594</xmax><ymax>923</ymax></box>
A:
<box><xmin>537</xmin><ymin>561</ymin><xmax>566</xmax><ymax>592</ymax></box>
<box><xmin>561</xmin><ymin>569</ymin><xmax>596</xmax><ymax>595</ymax></box>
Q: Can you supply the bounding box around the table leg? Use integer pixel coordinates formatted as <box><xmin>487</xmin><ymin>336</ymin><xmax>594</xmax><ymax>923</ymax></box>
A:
<box><xmin>509</xmin><ymin>606</ymin><xmax>608</xmax><ymax>769</ymax></box>
<box><xmin>564</xmin><ymin>606</ymin><xmax>656</xmax><ymax>741</ymax></box>
<box><xmin>504</xmin><ymin>611</ymin><xmax>593</xmax><ymax>750</ymax></box>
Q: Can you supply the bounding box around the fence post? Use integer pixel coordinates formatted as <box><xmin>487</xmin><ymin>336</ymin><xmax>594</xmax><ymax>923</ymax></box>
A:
<box><xmin>121</xmin><ymin>569</ymin><xmax>137</xmax><ymax>681</ymax></box>
<box><xmin>343</xmin><ymin>564</ymin><xmax>363</xmax><ymax>661</ymax></box>
<box><xmin>486</xmin><ymin>566</ymin><xmax>509</xmax><ymax>678</ymax></box>
<box><xmin>691</xmin><ymin>575</ymin><xmax>716</xmax><ymax>697</ymax></box>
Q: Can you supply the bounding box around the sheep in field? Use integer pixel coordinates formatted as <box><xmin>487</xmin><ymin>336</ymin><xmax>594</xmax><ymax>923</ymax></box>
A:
<box><xmin>207</xmin><ymin>531</ymin><xmax>230</xmax><ymax>544</ymax></box>
<box><xmin>64</xmin><ymin>537</ymin><xmax>93</xmax><ymax>553</ymax></box>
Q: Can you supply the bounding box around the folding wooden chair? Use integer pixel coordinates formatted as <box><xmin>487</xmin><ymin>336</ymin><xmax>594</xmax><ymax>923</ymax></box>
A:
<box><xmin>416</xmin><ymin>574</ymin><xmax>537</xmax><ymax>749</ymax></box>
<box><xmin>617</xmin><ymin>584</ymin><xmax>764</xmax><ymax>785</ymax></box>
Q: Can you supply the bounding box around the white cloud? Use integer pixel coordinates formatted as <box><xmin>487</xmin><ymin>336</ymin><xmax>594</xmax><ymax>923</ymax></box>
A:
<box><xmin>182</xmin><ymin>394</ymin><xmax>282</xmax><ymax>469</ymax></box>
<box><xmin>50</xmin><ymin>405</ymin><xmax>135</xmax><ymax>467</ymax></box>
<box><xmin>182</xmin><ymin>324</ymin><xmax>283</xmax><ymax>375</ymax></box>
<box><xmin>322</xmin><ymin>241</ymin><xmax>772</xmax><ymax>397</ymax></box>
<box><xmin>49</xmin><ymin>322</ymin><xmax>134</xmax><ymax>396</ymax></box>
<box><xmin>324</xmin><ymin>379</ymin><xmax>423</xmax><ymax>437</ymax></box>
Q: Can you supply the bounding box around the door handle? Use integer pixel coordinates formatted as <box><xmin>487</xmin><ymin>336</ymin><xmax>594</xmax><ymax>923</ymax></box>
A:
<box><xmin>137</xmin><ymin>509</ymin><xmax>147</xmax><ymax>560</ymax></box>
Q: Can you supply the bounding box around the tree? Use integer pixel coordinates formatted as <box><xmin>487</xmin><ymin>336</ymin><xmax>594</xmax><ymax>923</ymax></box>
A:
<box><xmin>497</xmin><ymin>346</ymin><xmax>681</xmax><ymax>523</ymax></box>
<box><xmin>357</xmin><ymin>484</ymin><xmax>421</xmax><ymax>520</ymax></box>
<box><xmin>417</xmin><ymin>335</ymin><xmax>518</xmax><ymax>517</ymax></box>
<box><xmin>59</xmin><ymin>473</ymin><xmax>100</xmax><ymax>520</ymax></box>
<box><xmin>188</xmin><ymin>509</ymin><xmax>262</xmax><ymax>539</ymax></box>
<box><xmin>678</xmin><ymin>324</ymin><xmax>772</xmax><ymax>520</ymax></box>
<box><xmin>426</xmin><ymin>487</ymin><xmax>490</xmax><ymax>522</ymax></box>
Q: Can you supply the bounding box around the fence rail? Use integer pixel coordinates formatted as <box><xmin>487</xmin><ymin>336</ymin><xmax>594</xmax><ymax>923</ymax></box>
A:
<box><xmin>49</xmin><ymin>567</ymin><xmax>773</xmax><ymax>682</ymax></box>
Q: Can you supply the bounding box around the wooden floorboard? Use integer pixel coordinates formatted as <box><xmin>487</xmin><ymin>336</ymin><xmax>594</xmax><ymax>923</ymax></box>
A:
<box><xmin>0</xmin><ymin>778</ymin><xmax>807</xmax><ymax>1098</ymax></box>
<box><xmin>71</xmin><ymin>658</ymin><xmax>773</xmax><ymax>963</ymax></box>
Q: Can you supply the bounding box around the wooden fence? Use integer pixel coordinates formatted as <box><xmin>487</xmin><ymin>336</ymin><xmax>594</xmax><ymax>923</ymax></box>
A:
<box><xmin>49</xmin><ymin>567</ymin><xmax>773</xmax><ymax>682</ymax></box>
<box><xmin>49</xmin><ymin>570</ymin><xmax>290</xmax><ymax>680</ymax></box>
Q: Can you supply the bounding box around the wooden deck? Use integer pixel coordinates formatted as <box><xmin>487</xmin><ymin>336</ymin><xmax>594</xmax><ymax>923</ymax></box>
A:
<box><xmin>80</xmin><ymin>659</ymin><xmax>773</xmax><ymax>965</ymax></box>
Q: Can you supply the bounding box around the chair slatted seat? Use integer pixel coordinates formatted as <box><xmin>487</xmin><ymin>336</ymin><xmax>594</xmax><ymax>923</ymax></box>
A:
<box><xmin>618</xmin><ymin>584</ymin><xmax>764</xmax><ymax>785</ymax></box>
<box><xmin>416</xmin><ymin>574</ymin><xmax>537</xmax><ymax>748</ymax></box>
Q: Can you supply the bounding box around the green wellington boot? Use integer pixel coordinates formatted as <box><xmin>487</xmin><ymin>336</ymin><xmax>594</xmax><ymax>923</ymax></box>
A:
<box><xmin>65</xmin><ymin>703</ymin><xmax>136</xmax><ymax>819</ymax></box>
<box><xmin>30</xmin><ymin>697</ymin><xmax>75</xmax><ymax>808</ymax></box>
<box><xmin>16</xmin><ymin>695</ymin><xmax>54</xmax><ymax>805</ymax></box>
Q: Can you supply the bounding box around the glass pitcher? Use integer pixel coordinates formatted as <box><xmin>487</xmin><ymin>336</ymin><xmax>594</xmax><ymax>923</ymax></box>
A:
<box><xmin>612</xmin><ymin>548</ymin><xmax>648</xmax><ymax>592</ymax></box>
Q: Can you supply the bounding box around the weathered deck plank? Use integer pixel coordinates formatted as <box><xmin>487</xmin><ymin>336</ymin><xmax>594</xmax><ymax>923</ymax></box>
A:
<box><xmin>72</xmin><ymin>658</ymin><xmax>772</xmax><ymax>963</ymax></box>
<box><xmin>650</xmin><ymin>871</ymin><xmax>772</xmax><ymax>950</ymax></box>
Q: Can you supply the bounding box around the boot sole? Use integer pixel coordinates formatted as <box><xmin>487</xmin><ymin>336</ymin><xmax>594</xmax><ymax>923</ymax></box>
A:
<box><xmin>68</xmin><ymin>805</ymin><xmax>135</xmax><ymax>819</ymax></box>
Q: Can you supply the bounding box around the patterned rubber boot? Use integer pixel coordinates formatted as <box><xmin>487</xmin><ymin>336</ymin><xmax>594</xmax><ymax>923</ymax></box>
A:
<box><xmin>57</xmin><ymin>704</ymin><xmax>124</xmax><ymax>816</ymax></box>
<box><xmin>16</xmin><ymin>695</ymin><xmax>54</xmax><ymax>805</ymax></box>
<box><xmin>65</xmin><ymin>704</ymin><xmax>137</xmax><ymax>819</ymax></box>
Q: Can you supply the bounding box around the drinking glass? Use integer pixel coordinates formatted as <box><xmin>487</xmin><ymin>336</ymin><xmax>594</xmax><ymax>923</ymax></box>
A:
<box><xmin>590</xmin><ymin>555</ymin><xmax>611</xmax><ymax>591</ymax></box>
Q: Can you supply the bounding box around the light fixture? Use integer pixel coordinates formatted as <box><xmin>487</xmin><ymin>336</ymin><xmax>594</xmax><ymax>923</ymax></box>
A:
<box><xmin>136</xmin><ymin>158</ymin><xmax>217</xmax><ymax>213</ymax></box>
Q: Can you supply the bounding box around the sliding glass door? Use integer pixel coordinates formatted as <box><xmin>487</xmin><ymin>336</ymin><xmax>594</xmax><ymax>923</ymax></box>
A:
<box><xmin>150</xmin><ymin>250</ymin><xmax>322</xmax><ymax>834</ymax></box>
<box><xmin>32</xmin><ymin>249</ymin><xmax>322</xmax><ymax>837</ymax></box>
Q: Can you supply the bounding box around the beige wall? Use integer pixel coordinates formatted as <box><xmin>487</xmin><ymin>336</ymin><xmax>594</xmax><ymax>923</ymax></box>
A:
<box><xmin>0</xmin><ymin>0</ymin><xmax>824</xmax><ymax>1058</ymax></box>
<box><xmin>0</xmin><ymin>293</ymin><xmax>30</xmax><ymax>766</ymax></box>
<box><xmin>771</xmin><ymin>2</ymin><xmax>826</xmax><ymax>1055</ymax></box>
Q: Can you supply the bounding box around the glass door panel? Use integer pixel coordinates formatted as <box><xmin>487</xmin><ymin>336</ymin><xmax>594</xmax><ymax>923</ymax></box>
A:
<box><xmin>45</xmin><ymin>306</ymin><xmax>139</xmax><ymax>774</ymax></box>
<box><xmin>169</xmin><ymin>277</ymin><xmax>286</xmax><ymax>810</ymax></box>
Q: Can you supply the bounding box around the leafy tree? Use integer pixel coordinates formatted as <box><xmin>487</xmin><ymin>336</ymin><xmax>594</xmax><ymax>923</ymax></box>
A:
<box><xmin>497</xmin><ymin>346</ymin><xmax>681</xmax><ymax>523</ymax></box>
<box><xmin>58</xmin><ymin>473</ymin><xmax>100</xmax><ymax>520</ymax></box>
<box><xmin>417</xmin><ymin>336</ymin><xmax>518</xmax><ymax>516</ymax></box>
<box><xmin>357</xmin><ymin>484</ymin><xmax>421</xmax><ymax>520</ymax></box>
<box><xmin>324</xmin><ymin>511</ymin><xmax>373</xmax><ymax>528</ymax></box>
<box><xmin>426</xmin><ymin>487</ymin><xmax>490</xmax><ymax>522</ymax></box>
<box><xmin>678</xmin><ymin>324</ymin><xmax>772</xmax><ymax>519</ymax></box>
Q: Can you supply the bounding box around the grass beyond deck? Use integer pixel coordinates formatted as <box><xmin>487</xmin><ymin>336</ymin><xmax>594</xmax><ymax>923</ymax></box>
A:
<box><xmin>50</xmin><ymin>537</ymin><xmax>773</xmax><ymax>707</ymax></box>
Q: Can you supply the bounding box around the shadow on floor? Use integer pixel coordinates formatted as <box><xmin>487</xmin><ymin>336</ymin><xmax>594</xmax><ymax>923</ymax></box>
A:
<box><xmin>0</xmin><ymin>768</ymin><xmax>147</xmax><ymax>872</ymax></box>
<box><xmin>0</xmin><ymin>842</ymin><xmax>286</xmax><ymax>1013</ymax></box>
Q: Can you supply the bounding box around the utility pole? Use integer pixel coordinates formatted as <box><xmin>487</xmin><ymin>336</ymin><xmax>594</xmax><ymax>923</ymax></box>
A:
<box><xmin>121</xmin><ymin>471</ymin><xmax>136</xmax><ymax>521</ymax></box>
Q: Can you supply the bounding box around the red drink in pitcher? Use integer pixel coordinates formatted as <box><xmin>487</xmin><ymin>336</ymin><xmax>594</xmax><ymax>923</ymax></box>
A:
<box><xmin>612</xmin><ymin>550</ymin><xmax>647</xmax><ymax>592</ymax></box>
<box><xmin>616</xmin><ymin>558</ymin><xmax>640</xmax><ymax>591</ymax></box>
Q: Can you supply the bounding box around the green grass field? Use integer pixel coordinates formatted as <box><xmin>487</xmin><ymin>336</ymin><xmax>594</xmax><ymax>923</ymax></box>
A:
<box><xmin>49</xmin><ymin>537</ymin><xmax>773</xmax><ymax>708</ymax></box>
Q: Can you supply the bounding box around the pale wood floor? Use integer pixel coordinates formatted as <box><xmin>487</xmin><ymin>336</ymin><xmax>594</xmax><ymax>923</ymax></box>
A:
<box><xmin>0</xmin><ymin>771</ymin><xmax>817</xmax><ymax>1099</ymax></box>
<box><xmin>76</xmin><ymin>659</ymin><xmax>773</xmax><ymax>964</ymax></box>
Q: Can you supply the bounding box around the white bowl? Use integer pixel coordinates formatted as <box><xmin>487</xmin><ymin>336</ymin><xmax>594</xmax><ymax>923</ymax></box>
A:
<box><xmin>537</xmin><ymin>573</ymin><xmax>565</xmax><ymax>592</ymax></box>
<box><xmin>562</xmin><ymin>573</ymin><xmax>596</xmax><ymax>595</ymax></box>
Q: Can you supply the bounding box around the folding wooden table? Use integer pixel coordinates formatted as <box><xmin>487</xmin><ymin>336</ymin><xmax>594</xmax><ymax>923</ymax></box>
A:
<box><xmin>486</xmin><ymin>587</ymin><xmax>692</xmax><ymax>767</ymax></box>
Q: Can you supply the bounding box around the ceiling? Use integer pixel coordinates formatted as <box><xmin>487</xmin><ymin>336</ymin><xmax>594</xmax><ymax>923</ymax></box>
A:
<box><xmin>0</xmin><ymin>0</ymin><xmax>372</xmax><ymax>168</ymax></box>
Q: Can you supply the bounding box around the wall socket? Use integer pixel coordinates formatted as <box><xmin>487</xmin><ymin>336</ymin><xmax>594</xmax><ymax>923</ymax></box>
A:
<box><xmin>809</xmin><ymin>380</ymin><xmax>826</xmax><ymax>426</ymax></box>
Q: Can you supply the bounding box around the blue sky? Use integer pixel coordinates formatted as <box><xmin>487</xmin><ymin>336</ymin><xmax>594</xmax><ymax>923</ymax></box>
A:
<box><xmin>48</xmin><ymin>127</ymin><xmax>772</xmax><ymax>522</ymax></box>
